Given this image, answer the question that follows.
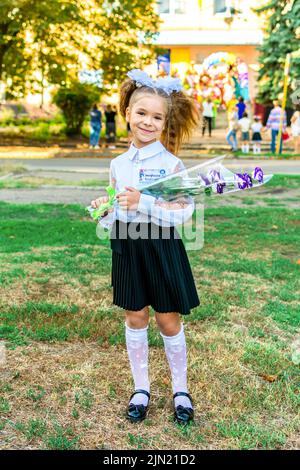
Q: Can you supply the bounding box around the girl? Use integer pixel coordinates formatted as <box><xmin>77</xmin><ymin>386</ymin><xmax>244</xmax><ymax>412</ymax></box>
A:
<box><xmin>90</xmin><ymin>70</ymin><xmax>200</xmax><ymax>425</ymax></box>
<box><xmin>238</xmin><ymin>111</ymin><xmax>251</xmax><ymax>154</ymax></box>
<box><xmin>291</xmin><ymin>111</ymin><xmax>300</xmax><ymax>154</ymax></box>
<box><xmin>202</xmin><ymin>96</ymin><xmax>214</xmax><ymax>137</ymax></box>
<box><xmin>251</xmin><ymin>115</ymin><xmax>263</xmax><ymax>154</ymax></box>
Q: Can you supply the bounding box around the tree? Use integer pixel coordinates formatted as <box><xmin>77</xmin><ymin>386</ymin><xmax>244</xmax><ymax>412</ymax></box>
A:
<box><xmin>0</xmin><ymin>0</ymin><xmax>160</xmax><ymax>99</ymax></box>
<box><xmin>53</xmin><ymin>82</ymin><xmax>100</xmax><ymax>135</ymax></box>
<box><xmin>0</xmin><ymin>0</ymin><xmax>86</xmax><ymax>98</ymax></box>
<box><xmin>255</xmin><ymin>0</ymin><xmax>300</xmax><ymax>106</ymax></box>
<box><xmin>89</xmin><ymin>0</ymin><xmax>161</xmax><ymax>85</ymax></box>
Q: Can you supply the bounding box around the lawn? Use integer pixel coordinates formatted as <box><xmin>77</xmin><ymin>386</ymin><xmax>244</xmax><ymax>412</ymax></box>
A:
<box><xmin>0</xmin><ymin>178</ymin><xmax>299</xmax><ymax>450</ymax></box>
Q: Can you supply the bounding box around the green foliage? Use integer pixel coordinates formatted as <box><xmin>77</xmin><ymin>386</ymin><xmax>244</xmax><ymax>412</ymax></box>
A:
<box><xmin>53</xmin><ymin>82</ymin><xmax>100</xmax><ymax>135</ymax></box>
<box><xmin>255</xmin><ymin>0</ymin><xmax>300</xmax><ymax>105</ymax></box>
<box><xmin>0</xmin><ymin>0</ymin><xmax>160</xmax><ymax>98</ymax></box>
<box><xmin>0</xmin><ymin>0</ymin><xmax>84</xmax><ymax>97</ymax></box>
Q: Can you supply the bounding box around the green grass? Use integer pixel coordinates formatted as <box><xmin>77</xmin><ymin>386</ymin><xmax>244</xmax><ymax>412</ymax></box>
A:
<box><xmin>215</xmin><ymin>419</ymin><xmax>287</xmax><ymax>449</ymax></box>
<box><xmin>43</xmin><ymin>423</ymin><xmax>80</xmax><ymax>450</ymax></box>
<box><xmin>0</xmin><ymin>177</ymin><xmax>108</xmax><ymax>189</ymax></box>
<box><xmin>0</xmin><ymin>187</ymin><xmax>299</xmax><ymax>450</ymax></box>
<box><xmin>233</xmin><ymin>151</ymin><xmax>300</xmax><ymax>159</ymax></box>
<box><xmin>0</xmin><ymin>164</ymin><xmax>27</xmax><ymax>176</ymax></box>
<box><xmin>266</xmin><ymin>173</ymin><xmax>300</xmax><ymax>188</ymax></box>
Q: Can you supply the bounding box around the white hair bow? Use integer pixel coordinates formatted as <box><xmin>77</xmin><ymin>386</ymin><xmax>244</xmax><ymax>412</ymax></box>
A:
<box><xmin>127</xmin><ymin>69</ymin><xmax>183</xmax><ymax>95</ymax></box>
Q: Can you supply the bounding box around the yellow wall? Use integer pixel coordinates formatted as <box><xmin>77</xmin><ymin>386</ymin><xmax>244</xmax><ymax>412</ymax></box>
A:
<box><xmin>171</xmin><ymin>48</ymin><xmax>191</xmax><ymax>63</ymax></box>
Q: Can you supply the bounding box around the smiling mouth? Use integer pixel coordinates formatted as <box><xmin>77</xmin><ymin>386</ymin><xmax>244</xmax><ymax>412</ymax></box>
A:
<box><xmin>139</xmin><ymin>128</ymin><xmax>154</xmax><ymax>134</ymax></box>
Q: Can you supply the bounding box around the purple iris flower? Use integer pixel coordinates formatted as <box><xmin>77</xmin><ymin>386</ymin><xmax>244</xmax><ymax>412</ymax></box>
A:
<box><xmin>234</xmin><ymin>173</ymin><xmax>247</xmax><ymax>190</ymax></box>
<box><xmin>234</xmin><ymin>173</ymin><xmax>253</xmax><ymax>190</ymax></box>
<box><xmin>207</xmin><ymin>169</ymin><xmax>221</xmax><ymax>182</ymax></box>
<box><xmin>243</xmin><ymin>173</ymin><xmax>253</xmax><ymax>188</ymax></box>
<box><xmin>198</xmin><ymin>173</ymin><xmax>211</xmax><ymax>186</ymax></box>
<box><xmin>217</xmin><ymin>182</ymin><xmax>226</xmax><ymax>194</ymax></box>
<box><xmin>253</xmin><ymin>167</ymin><xmax>264</xmax><ymax>183</ymax></box>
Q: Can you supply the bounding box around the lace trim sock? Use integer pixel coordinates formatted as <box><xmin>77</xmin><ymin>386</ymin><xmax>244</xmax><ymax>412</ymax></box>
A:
<box><xmin>160</xmin><ymin>324</ymin><xmax>193</xmax><ymax>409</ymax></box>
<box><xmin>125</xmin><ymin>323</ymin><xmax>150</xmax><ymax>407</ymax></box>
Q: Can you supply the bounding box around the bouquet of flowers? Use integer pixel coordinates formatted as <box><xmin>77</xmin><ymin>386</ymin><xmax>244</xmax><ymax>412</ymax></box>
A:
<box><xmin>86</xmin><ymin>155</ymin><xmax>273</xmax><ymax>223</ymax></box>
<box><xmin>138</xmin><ymin>155</ymin><xmax>270</xmax><ymax>201</ymax></box>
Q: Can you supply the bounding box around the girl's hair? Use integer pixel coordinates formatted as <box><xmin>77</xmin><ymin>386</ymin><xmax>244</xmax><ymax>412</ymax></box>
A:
<box><xmin>119</xmin><ymin>79</ymin><xmax>200</xmax><ymax>154</ymax></box>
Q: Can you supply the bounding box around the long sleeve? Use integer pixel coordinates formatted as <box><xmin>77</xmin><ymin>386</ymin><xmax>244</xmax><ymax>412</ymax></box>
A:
<box><xmin>137</xmin><ymin>160</ymin><xmax>194</xmax><ymax>227</ymax></box>
<box><xmin>97</xmin><ymin>162</ymin><xmax>117</xmax><ymax>231</ymax></box>
<box><xmin>266</xmin><ymin>108</ymin><xmax>286</xmax><ymax>130</ymax></box>
<box><xmin>109</xmin><ymin>161</ymin><xmax>117</xmax><ymax>189</ymax></box>
<box><xmin>266</xmin><ymin>109</ymin><xmax>274</xmax><ymax>129</ymax></box>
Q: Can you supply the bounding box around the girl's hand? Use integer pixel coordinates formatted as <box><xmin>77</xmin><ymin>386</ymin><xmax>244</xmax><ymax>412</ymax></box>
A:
<box><xmin>116</xmin><ymin>187</ymin><xmax>141</xmax><ymax>211</ymax></box>
<box><xmin>90</xmin><ymin>196</ymin><xmax>109</xmax><ymax>209</ymax></box>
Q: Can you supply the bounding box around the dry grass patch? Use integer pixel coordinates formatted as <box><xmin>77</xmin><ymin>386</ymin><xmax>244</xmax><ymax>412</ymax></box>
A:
<box><xmin>1</xmin><ymin>319</ymin><xmax>298</xmax><ymax>450</ymax></box>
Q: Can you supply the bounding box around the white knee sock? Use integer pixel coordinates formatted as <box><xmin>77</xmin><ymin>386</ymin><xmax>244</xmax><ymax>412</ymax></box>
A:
<box><xmin>160</xmin><ymin>324</ymin><xmax>192</xmax><ymax>409</ymax></box>
<box><xmin>125</xmin><ymin>323</ymin><xmax>150</xmax><ymax>406</ymax></box>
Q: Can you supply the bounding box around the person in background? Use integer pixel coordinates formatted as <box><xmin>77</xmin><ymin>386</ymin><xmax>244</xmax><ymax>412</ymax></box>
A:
<box><xmin>251</xmin><ymin>116</ymin><xmax>263</xmax><ymax>154</ymax></box>
<box><xmin>105</xmin><ymin>104</ymin><xmax>117</xmax><ymax>149</ymax></box>
<box><xmin>226</xmin><ymin>108</ymin><xmax>239</xmax><ymax>152</ymax></box>
<box><xmin>236</xmin><ymin>96</ymin><xmax>246</xmax><ymax>120</ymax></box>
<box><xmin>202</xmin><ymin>96</ymin><xmax>214</xmax><ymax>137</ymax></box>
<box><xmin>238</xmin><ymin>111</ymin><xmax>251</xmax><ymax>153</ymax></box>
<box><xmin>89</xmin><ymin>104</ymin><xmax>102</xmax><ymax>149</ymax></box>
<box><xmin>266</xmin><ymin>99</ymin><xmax>287</xmax><ymax>154</ymax></box>
<box><xmin>290</xmin><ymin>110</ymin><xmax>300</xmax><ymax>154</ymax></box>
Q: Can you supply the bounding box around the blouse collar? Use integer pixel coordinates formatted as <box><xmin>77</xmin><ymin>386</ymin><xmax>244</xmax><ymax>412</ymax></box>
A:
<box><xmin>127</xmin><ymin>140</ymin><xmax>165</xmax><ymax>161</ymax></box>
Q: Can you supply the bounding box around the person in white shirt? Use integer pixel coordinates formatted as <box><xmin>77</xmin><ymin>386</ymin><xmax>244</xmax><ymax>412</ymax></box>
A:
<box><xmin>291</xmin><ymin>111</ymin><xmax>300</xmax><ymax>154</ymax></box>
<box><xmin>90</xmin><ymin>69</ymin><xmax>199</xmax><ymax>425</ymax></box>
<box><xmin>202</xmin><ymin>96</ymin><xmax>214</xmax><ymax>137</ymax></box>
<box><xmin>251</xmin><ymin>116</ymin><xmax>263</xmax><ymax>154</ymax></box>
<box><xmin>238</xmin><ymin>111</ymin><xmax>251</xmax><ymax>153</ymax></box>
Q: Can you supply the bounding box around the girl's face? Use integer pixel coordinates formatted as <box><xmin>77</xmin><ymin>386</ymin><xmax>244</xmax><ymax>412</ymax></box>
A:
<box><xmin>126</xmin><ymin>94</ymin><xmax>167</xmax><ymax>148</ymax></box>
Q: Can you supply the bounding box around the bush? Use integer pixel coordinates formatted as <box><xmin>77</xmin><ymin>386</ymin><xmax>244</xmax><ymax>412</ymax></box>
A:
<box><xmin>0</xmin><ymin>107</ymin><xmax>15</xmax><ymax>124</ymax></box>
<box><xmin>53</xmin><ymin>82</ymin><xmax>101</xmax><ymax>136</ymax></box>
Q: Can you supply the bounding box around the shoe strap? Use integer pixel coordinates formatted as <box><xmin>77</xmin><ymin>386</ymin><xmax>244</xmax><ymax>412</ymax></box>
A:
<box><xmin>173</xmin><ymin>391</ymin><xmax>193</xmax><ymax>404</ymax></box>
<box><xmin>130</xmin><ymin>389</ymin><xmax>150</xmax><ymax>402</ymax></box>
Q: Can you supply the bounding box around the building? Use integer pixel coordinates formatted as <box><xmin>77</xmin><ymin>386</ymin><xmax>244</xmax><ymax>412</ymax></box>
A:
<box><xmin>150</xmin><ymin>0</ymin><xmax>265</xmax><ymax>101</ymax></box>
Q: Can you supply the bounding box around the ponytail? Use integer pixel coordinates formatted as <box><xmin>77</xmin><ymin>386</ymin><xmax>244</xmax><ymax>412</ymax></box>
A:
<box><xmin>162</xmin><ymin>91</ymin><xmax>200</xmax><ymax>154</ymax></box>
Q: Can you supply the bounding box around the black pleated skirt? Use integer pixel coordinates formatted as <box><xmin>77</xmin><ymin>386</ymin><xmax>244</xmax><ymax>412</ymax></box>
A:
<box><xmin>110</xmin><ymin>220</ymin><xmax>200</xmax><ymax>315</ymax></box>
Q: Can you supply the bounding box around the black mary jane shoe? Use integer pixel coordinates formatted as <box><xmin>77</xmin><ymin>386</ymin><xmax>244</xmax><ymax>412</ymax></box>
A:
<box><xmin>126</xmin><ymin>389</ymin><xmax>150</xmax><ymax>423</ymax></box>
<box><xmin>173</xmin><ymin>391</ymin><xmax>194</xmax><ymax>426</ymax></box>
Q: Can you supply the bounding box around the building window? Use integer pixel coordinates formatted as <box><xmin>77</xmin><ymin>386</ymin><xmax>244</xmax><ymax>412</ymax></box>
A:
<box><xmin>174</xmin><ymin>1</ymin><xmax>187</xmax><ymax>14</ymax></box>
<box><xmin>214</xmin><ymin>0</ymin><xmax>226</xmax><ymax>14</ymax></box>
<box><xmin>158</xmin><ymin>0</ymin><xmax>170</xmax><ymax>14</ymax></box>
<box><xmin>157</xmin><ymin>0</ymin><xmax>187</xmax><ymax>15</ymax></box>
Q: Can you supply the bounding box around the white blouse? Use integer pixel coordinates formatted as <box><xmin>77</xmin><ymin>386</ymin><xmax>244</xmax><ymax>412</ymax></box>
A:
<box><xmin>100</xmin><ymin>140</ymin><xmax>194</xmax><ymax>229</ymax></box>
